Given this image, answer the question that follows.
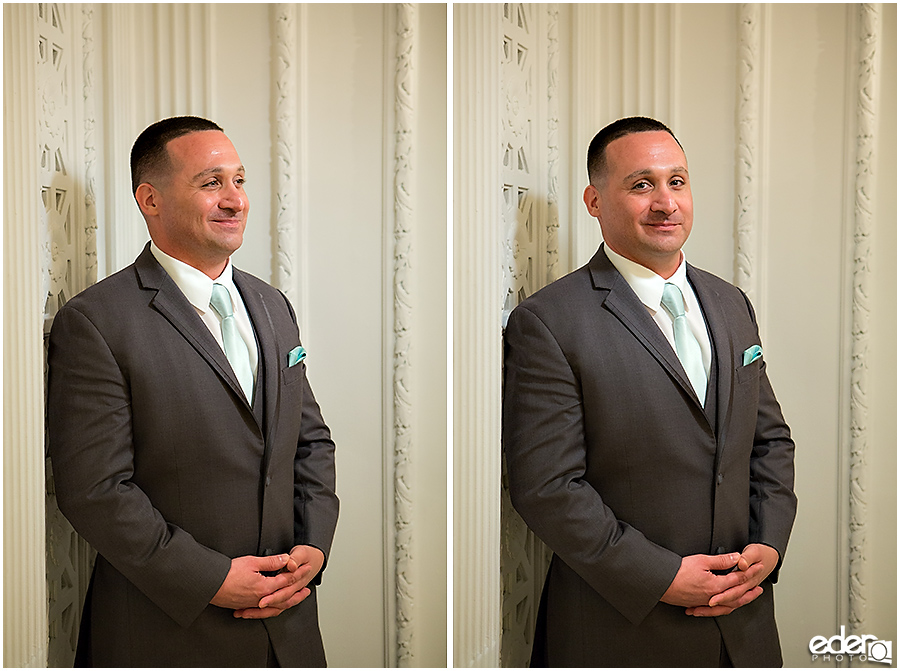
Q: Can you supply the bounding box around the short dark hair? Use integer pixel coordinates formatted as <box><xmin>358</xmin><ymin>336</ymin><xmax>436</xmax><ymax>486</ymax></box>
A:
<box><xmin>586</xmin><ymin>116</ymin><xmax>683</xmax><ymax>185</ymax></box>
<box><xmin>130</xmin><ymin>116</ymin><xmax>223</xmax><ymax>193</ymax></box>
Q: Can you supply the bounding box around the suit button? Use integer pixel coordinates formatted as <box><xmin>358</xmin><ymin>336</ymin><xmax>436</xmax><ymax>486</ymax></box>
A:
<box><xmin>716</xmin><ymin>473</ymin><xmax>724</xmax><ymax>485</ymax></box>
<box><xmin>716</xmin><ymin>546</ymin><xmax>726</xmax><ymax>554</ymax></box>
<box><xmin>265</xmin><ymin>476</ymin><xmax>271</xmax><ymax>486</ymax></box>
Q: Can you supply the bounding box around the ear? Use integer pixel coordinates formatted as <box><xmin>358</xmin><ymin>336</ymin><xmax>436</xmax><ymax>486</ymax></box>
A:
<box><xmin>583</xmin><ymin>184</ymin><xmax>602</xmax><ymax>219</ymax></box>
<box><xmin>134</xmin><ymin>183</ymin><xmax>160</xmax><ymax>219</ymax></box>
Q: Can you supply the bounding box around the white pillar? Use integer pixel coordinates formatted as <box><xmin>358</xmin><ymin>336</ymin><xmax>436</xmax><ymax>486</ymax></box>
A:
<box><xmin>453</xmin><ymin>3</ymin><xmax>502</xmax><ymax>667</ymax></box>
<box><xmin>3</xmin><ymin>4</ymin><xmax>49</xmax><ymax>666</ymax></box>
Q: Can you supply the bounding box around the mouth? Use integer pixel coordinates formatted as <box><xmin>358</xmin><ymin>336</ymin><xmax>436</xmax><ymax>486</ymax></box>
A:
<box><xmin>210</xmin><ymin>217</ymin><xmax>243</xmax><ymax>227</ymax></box>
<box><xmin>645</xmin><ymin>220</ymin><xmax>681</xmax><ymax>231</ymax></box>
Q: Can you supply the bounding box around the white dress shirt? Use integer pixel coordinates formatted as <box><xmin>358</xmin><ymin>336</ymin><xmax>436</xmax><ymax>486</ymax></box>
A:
<box><xmin>150</xmin><ymin>242</ymin><xmax>259</xmax><ymax>392</ymax></box>
<box><xmin>603</xmin><ymin>244</ymin><xmax>712</xmax><ymax>380</ymax></box>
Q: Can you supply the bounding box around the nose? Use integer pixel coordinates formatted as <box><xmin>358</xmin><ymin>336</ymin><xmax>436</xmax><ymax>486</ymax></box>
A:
<box><xmin>219</xmin><ymin>180</ymin><xmax>246</xmax><ymax>212</ymax></box>
<box><xmin>650</xmin><ymin>185</ymin><xmax>676</xmax><ymax>215</ymax></box>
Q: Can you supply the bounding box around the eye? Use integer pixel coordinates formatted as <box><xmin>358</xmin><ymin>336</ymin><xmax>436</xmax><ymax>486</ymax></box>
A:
<box><xmin>202</xmin><ymin>178</ymin><xmax>221</xmax><ymax>188</ymax></box>
<box><xmin>234</xmin><ymin>176</ymin><xmax>246</xmax><ymax>187</ymax></box>
<box><xmin>631</xmin><ymin>180</ymin><xmax>652</xmax><ymax>191</ymax></box>
<box><xmin>670</xmin><ymin>176</ymin><xmax>687</xmax><ymax>188</ymax></box>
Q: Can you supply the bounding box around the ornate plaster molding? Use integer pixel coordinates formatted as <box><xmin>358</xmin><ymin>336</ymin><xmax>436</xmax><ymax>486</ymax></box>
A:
<box><xmin>546</xmin><ymin>5</ymin><xmax>560</xmax><ymax>283</ymax></box>
<box><xmin>82</xmin><ymin>5</ymin><xmax>98</xmax><ymax>286</ymax></box>
<box><xmin>273</xmin><ymin>4</ymin><xmax>298</xmax><ymax>302</ymax></box>
<box><xmin>735</xmin><ymin>3</ymin><xmax>761</xmax><ymax>302</ymax></box>
<box><xmin>848</xmin><ymin>1</ymin><xmax>879</xmax><ymax>636</ymax></box>
<box><xmin>392</xmin><ymin>4</ymin><xmax>416</xmax><ymax>665</ymax></box>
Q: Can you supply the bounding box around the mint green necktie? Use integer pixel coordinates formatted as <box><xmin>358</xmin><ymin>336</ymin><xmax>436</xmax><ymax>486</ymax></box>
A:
<box><xmin>661</xmin><ymin>282</ymin><xmax>707</xmax><ymax>405</ymax></box>
<box><xmin>209</xmin><ymin>283</ymin><xmax>254</xmax><ymax>401</ymax></box>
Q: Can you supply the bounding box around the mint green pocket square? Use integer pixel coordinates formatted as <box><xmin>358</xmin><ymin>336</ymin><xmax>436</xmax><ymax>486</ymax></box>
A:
<box><xmin>288</xmin><ymin>346</ymin><xmax>306</xmax><ymax>367</ymax></box>
<box><xmin>742</xmin><ymin>345</ymin><xmax>762</xmax><ymax>366</ymax></box>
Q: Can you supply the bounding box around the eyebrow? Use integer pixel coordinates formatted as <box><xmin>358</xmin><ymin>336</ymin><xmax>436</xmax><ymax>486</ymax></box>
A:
<box><xmin>191</xmin><ymin>165</ymin><xmax>246</xmax><ymax>182</ymax></box>
<box><xmin>623</xmin><ymin>166</ymin><xmax>688</xmax><ymax>182</ymax></box>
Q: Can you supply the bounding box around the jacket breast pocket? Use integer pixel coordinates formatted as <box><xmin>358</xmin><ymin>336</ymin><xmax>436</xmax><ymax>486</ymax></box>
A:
<box><xmin>735</xmin><ymin>359</ymin><xmax>761</xmax><ymax>385</ymax></box>
<box><xmin>281</xmin><ymin>362</ymin><xmax>305</xmax><ymax>386</ymax></box>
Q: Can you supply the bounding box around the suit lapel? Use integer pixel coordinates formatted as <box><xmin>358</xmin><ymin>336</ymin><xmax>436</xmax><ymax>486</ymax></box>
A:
<box><xmin>589</xmin><ymin>246</ymin><xmax>704</xmax><ymax>412</ymax></box>
<box><xmin>687</xmin><ymin>265</ymin><xmax>736</xmax><ymax>447</ymax></box>
<box><xmin>135</xmin><ymin>245</ymin><xmax>254</xmax><ymax>415</ymax></box>
<box><xmin>233</xmin><ymin>270</ymin><xmax>282</xmax><ymax>459</ymax></box>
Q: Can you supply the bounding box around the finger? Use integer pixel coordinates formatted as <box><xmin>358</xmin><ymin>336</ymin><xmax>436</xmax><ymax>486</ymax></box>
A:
<box><xmin>251</xmin><ymin>587</ymin><xmax>312</xmax><ymax>615</ymax></box>
<box><xmin>259</xmin><ymin>566</ymin><xmax>317</xmax><ymax>609</ymax></box>
<box><xmin>706</xmin><ymin>553</ymin><xmax>740</xmax><ymax>572</ymax></box>
<box><xmin>686</xmin><ymin>604</ymin><xmax>736</xmax><ymax>617</ymax></box>
<box><xmin>710</xmin><ymin>584</ymin><xmax>764</xmax><ymax>609</ymax></box>
<box><xmin>234</xmin><ymin>606</ymin><xmax>284</xmax><ymax>620</ymax></box>
<box><xmin>253</xmin><ymin>554</ymin><xmax>290</xmax><ymax>573</ymax></box>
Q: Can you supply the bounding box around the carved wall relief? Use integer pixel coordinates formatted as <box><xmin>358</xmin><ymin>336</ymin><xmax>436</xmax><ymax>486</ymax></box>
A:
<box><xmin>38</xmin><ymin>3</ymin><xmax>97</xmax><ymax>666</ymax></box>
<box><xmin>499</xmin><ymin>4</ymin><xmax>554</xmax><ymax>667</ymax></box>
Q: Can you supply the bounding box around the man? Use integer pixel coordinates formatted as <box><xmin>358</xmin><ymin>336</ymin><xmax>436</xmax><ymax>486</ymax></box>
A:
<box><xmin>48</xmin><ymin>116</ymin><xmax>339</xmax><ymax>667</ymax></box>
<box><xmin>503</xmin><ymin>117</ymin><xmax>796</xmax><ymax>667</ymax></box>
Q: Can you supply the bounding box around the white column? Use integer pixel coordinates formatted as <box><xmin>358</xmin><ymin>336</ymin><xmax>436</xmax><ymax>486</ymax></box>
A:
<box><xmin>3</xmin><ymin>4</ymin><xmax>49</xmax><ymax>667</ymax></box>
<box><xmin>453</xmin><ymin>3</ymin><xmax>502</xmax><ymax>667</ymax></box>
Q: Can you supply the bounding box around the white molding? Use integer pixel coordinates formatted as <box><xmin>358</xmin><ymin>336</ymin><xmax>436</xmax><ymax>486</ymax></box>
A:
<box><xmin>545</xmin><ymin>4</ymin><xmax>560</xmax><ymax>284</ymax></box>
<box><xmin>735</xmin><ymin>4</ymin><xmax>763</xmax><ymax>308</ymax></box>
<box><xmin>271</xmin><ymin>3</ymin><xmax>310</xmax><ymax>339</ymax></box>
<box><xmin>453</xmin><ymin>3</ymin><xmax>502</xmax><ymax>667</ymax></box>
<box><xmin>3</xmin><ymin>4</ymin><xmax>49</xmax><ymax>666</ymax></box>
<box><xmin>734</xmin><ymin>3</ymin><xmax>772</xmax><ymax>341</ymax></box>
<box><xmin>82</xmin><ymin>4</ymin><xmax>98</xmax><ymax>286</ymax></box>
<box><xmin>273</xmin><ymin>3</ymin><xmax>299</xmax><ymax>303</ymax></box>
<box><xmin>391</xmin><ymin>4</ymin><xmax>417</xmax><ymax>665</ymax></box>
<box><xmin>847</xmin><ymin>1</ymin><xmax>879</xmax><ymax>637</ymax></box>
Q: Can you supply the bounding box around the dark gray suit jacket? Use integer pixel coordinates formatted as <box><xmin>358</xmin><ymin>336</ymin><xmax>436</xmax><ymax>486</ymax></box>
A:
<box><xmin>48</xmin><ymin>244</ymin><xmax>339</xmax><ymax>667</ymax></box>
<box><xmin>503</xmin><ymin>245</ymin><xmax>796</xmax><ymax>667</ymax></box>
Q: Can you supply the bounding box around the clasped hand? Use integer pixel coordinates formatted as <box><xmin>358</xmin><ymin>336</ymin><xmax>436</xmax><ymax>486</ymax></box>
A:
<box><xmin>660</xmin><ymin>543</ymin><xmax>779</xmax><ymax>617</ymax></box>
<box><xmin>210</xmin><ymin>545</ymin><xmax>325</xmax><ymax>620</ymax></box>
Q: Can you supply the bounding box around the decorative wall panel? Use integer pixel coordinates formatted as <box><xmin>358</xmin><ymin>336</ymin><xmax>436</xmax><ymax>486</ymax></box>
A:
<box><xmin>499</xmin><ymin>4</ymin><xmax>556</xmax><ymax>667</ymax></box>
<box><xmin>37</xmin><ymin>3</ymin><xmax>98</xmax><ymax>667</ymax></box>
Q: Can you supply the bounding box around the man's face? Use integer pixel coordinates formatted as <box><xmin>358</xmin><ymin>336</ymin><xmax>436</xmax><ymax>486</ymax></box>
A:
<box><xmin>583</xmin><ymin>130</ymin><xmax>692</xmax><ymax>278</ymax></box>
<box><xmin>146</xmin><ymin>130</ymin><xmax>248</xmax><ymax>277</ymax></box>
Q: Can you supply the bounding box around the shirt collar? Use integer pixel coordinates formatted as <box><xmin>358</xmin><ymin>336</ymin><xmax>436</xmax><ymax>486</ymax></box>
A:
<box><xmin>602</xmin><ymin>243</ymin><xmax>690</xmax><ymax>314</ymax></box>
<box><xmin>149</xmin><ymin>242</ymin><xmax>235</xmax><ymax>314</ymax></box>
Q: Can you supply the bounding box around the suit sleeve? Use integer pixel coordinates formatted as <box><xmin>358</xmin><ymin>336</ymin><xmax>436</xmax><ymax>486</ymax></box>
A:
<box><xmin>47</xmin><ymin>304</ymin><xmax>232</xmax><ymax>629</ymax></box>
<box><xmin>282</xmin><ymin>293</ymin><xmax>339</xmax><ymax>580</ymax></box>
<box><xmin>741</xmin><ymin>291</ymin><xmax>797</xmax><ymax>580</ymax></box>
<box><xmin>503</xmin><ymin>305</ymin><xmax>682</xmax><ymax>626</ymax></box>
<box><xmin>292</xmin><ymin>369</ymin><xmax>339</xmax><ymax>577</ymax></box>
